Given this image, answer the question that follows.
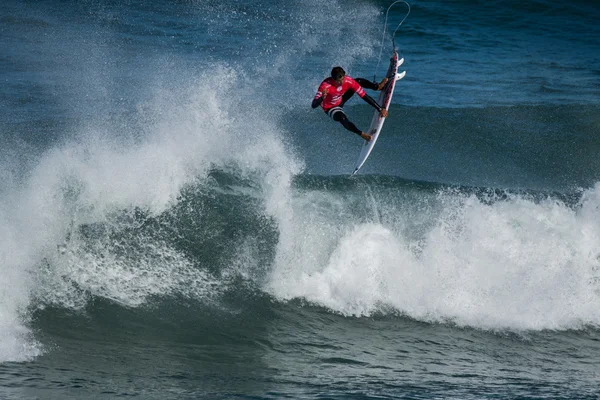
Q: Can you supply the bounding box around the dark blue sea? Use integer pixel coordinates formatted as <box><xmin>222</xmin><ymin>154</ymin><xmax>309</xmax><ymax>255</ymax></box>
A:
<box><xmin>1</xmin><ymin>0</ymin><xmax>600</xmax><ymax>398</ymax></box>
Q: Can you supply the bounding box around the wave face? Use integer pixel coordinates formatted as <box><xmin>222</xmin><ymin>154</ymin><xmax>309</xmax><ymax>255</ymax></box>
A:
<box><xmin>1</xmin><ymin>0</ymin><xmax>600</xmax><ymax>398</ymax></box>
<box><xmin>31</xmin><ymin>168</ymin><xmax>600</xmax><ymax>325</ymax></box>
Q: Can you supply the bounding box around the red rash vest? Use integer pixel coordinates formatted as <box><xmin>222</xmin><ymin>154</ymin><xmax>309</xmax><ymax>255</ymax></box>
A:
<box><xmin>313</xmin><ymin>76</ymin><xmax>366</xmax><ymax>111</ymax></box>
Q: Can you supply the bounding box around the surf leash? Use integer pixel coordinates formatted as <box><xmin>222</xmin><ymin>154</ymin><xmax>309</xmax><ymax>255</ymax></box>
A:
<box><xmin>374</xmin><ymin>1</ymin><xmax>410</xmax><ymax>82</ymax></box>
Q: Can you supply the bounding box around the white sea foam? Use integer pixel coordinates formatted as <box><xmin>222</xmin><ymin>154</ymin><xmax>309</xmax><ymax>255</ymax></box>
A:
<box><xmin>0</xmin><ymin>64</ymin><xmax>302</xmax><ymax>362</ymax></box>
<box><xmin>268</xmin><ymin>184</ymin><xmax>600</xmax><ymax>331</ymax></box>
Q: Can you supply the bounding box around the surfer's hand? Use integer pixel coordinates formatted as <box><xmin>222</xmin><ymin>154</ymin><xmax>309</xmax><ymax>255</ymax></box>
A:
<box><xmin>321</xmin><ymin>88</ymin><xmax>328</xmax><ymax>97</ymax></box>
<box><xmin>380</xmin><ymin>109</ymin><xmax>388</xmax><ymax>118</ymax></box>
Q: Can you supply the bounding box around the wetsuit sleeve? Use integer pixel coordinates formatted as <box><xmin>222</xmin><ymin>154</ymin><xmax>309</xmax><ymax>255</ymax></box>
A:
<box><xmin>312</xmin><ymin>82</ymin><xmax>327</xmax><ymax>108</ymax></box>
<box><xmin>349</xmin><ymin>78</ymin><xmax>366</xmax><ymax>98</ymax></box>
<box><xmin>361</xmin><ymin>93</ymin><xmax>382</xmax><ymax>112</ymax></box>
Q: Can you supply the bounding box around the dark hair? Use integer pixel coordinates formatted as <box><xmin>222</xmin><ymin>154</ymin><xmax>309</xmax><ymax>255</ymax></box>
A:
<box><xmin>331</xmin><ymin>66</ymin><xmax>345</xmax><ymax>80</ymax></box>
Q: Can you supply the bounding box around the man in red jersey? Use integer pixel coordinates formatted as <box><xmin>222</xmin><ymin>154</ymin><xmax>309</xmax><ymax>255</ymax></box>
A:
<box><xmin>312</xmin><ymin>66</ymin><xmax>388</xmax><ymax>141</ymax></box>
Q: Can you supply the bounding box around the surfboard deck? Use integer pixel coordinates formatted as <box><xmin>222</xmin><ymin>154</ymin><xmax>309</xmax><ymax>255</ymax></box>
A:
<box><xmin>351</xmin><ymin>52</ymin><xmax>405</xmax><ymax>176</ymax></box>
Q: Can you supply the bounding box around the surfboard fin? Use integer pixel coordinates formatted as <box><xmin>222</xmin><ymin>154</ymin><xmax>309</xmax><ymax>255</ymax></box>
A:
<box><xmin>396</xmin><ymin>71</ymin><xmax>406</xmax><ymax>81</ymax></box>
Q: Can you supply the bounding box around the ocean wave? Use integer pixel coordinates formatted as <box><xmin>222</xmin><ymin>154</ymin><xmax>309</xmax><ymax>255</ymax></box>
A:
<box><xmin>21</xmin><ymin>166</ymin><xmax>600</xmax><ymax>334</ymax></box>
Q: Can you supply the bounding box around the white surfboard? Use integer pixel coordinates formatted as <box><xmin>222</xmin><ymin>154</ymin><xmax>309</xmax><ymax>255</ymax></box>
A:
<box><xmin>351</xmin><ymin>51</ymin><xmax>405</xmax><ymax>175</ymax></box>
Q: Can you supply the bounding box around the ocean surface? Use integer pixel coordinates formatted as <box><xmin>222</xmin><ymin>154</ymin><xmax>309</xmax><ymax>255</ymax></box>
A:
<box><xmin>1</xmin><ymin>0</ymin><xmax>600</xmax><ymax>398</ymax></box>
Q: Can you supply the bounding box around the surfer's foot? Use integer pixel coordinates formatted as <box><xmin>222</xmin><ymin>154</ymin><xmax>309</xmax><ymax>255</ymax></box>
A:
<box><xmin>377</xmin><ymin>78</ymin><xmax>389</xmax><ymax>91</ymax></box>
<box><xmin>360</xmin><ymin>132</ymin><xmax>372</xmax><ymax>141</ymax></box>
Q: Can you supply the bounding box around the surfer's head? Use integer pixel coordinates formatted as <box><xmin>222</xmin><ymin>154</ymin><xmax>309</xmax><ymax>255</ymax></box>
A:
<box><xmin>331</xmin><ymin>66</ymin><xmax>345</xmax><ymax>84</ymax></box>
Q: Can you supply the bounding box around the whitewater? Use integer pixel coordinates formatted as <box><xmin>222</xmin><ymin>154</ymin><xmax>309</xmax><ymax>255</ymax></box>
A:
<box><xmin>1</xmin><ymin>0</ymin><xmax>599</xmax><ymax>398</ymax></box>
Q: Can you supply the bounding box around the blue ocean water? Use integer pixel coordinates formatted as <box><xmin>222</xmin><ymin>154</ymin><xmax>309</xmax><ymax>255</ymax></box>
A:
<box><xmin>1</xmin><ymin>0</ymin><xmax>600</xmax><ymax>398</ymax></box>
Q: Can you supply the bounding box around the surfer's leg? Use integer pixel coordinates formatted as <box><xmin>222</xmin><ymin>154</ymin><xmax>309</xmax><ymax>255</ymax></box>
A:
<box><xmin>339</xmin><ymin>78</ymin><xmax>385</xmax><ymax>107</ymax></box>
<box><xmin>354</xmin><ymin>78</ymin><xmax>377</xmax><ymax>90</ymax></box>
<box><xmin>333</xmin><ymin>112</ymin><xmax>361</xmax><ymax>134</ymax></box>
<box><xmin>328</xmin><ymin>107</ymin><xmax>360</xmax><ymax>134</ymax></box>
<box><xmin>328</xmin><ymin>107</ymin><xmax>371</xmax><ymax>141</ymax></box>
<box><xmin>355</xmin><ymin>77</ymin><xmax>388</xmax><ymax>91</ymax></box>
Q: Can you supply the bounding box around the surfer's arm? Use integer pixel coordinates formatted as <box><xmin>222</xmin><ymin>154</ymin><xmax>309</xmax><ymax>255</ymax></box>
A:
<box><xmin>311</xmin><ymin>96</ymin><xmax>323</xmax><ymax>109</ymax></box>
<box><xmin>312</xmin><ymin>85</ymin><xmax>328</xmax><ymax>109</ymax></box>
<box><xmin>361</xmin><ymin>94</ymin><xmax>388</xmax><ymax>117</ymax></box>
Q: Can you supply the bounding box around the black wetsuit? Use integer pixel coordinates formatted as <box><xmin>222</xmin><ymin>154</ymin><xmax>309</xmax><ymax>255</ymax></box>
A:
<box><xmin>312</xmin><ymin>77</ymin><xmax>382</xmax><ymax>136</ymax></box>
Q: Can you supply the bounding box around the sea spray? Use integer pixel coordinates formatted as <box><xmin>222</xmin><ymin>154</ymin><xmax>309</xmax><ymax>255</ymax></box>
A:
<box><xmin>0</xmin><ymin>65</ymin><xmax>301</xmax><ymax>361</ymax></box>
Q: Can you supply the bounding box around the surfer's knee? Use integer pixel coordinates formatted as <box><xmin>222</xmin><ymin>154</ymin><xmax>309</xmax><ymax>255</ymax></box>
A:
<box><xmin>332</xmin><ymin>112</ymin><xmax>344</xmax><ymax>122</ymax></box>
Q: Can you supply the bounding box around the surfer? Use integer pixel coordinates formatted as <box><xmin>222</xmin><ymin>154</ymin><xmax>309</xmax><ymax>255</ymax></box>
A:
<box><xmin>312</xmin><ymin>66</ymin><xmax>388</xmax><ymax>141</ymax></box>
